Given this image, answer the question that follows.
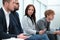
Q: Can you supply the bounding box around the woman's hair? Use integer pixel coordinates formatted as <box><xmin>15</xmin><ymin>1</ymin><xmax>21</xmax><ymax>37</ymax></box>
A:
<box><xmin>25</xmin><ymin>4</ymin><xmax>36</xmax><ymax>23</ymax></box>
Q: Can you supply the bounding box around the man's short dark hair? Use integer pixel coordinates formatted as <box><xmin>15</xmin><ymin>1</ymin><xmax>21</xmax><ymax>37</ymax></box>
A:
<box><xmin>44</xmin><ymin>10</ymin><xmax>55</xmax><ymax>17</ymax></box>
<box><xmin>3</xmin><ymin>0</ymin><xmax>11</xmax><ymax>4</ymax></box>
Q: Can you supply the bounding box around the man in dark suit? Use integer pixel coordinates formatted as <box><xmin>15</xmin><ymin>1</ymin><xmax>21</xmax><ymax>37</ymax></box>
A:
<box><xmin>0</xmin><ymin>0</ymin><xmax>28</xmax><ymax>40</ymax></box>
<box><xmin>10</xmin><ymin>0</ymin><xmax>23</xmax><ymax>36</ymax></box>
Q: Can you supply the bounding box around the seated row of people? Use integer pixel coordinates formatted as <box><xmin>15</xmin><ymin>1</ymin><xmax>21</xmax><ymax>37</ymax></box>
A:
<box><xmin>0</xmin><ymin>0</ymin><xmax>60</xmax><ymax>40</ymax></box>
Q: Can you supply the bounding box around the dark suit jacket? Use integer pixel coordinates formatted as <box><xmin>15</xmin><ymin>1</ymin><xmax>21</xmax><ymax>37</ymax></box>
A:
<box><xmin>10</xmin><ymin>11</ymin><xmax>23</xmax><ymax>35</ymax></box>
<box><xmin>0</xmin><ymin>8</ymin><xmax>23</xmax><ymax>40</ymax></box>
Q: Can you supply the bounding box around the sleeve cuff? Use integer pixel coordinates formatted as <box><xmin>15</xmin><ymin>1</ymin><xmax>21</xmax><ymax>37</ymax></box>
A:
<box><xmin>36</xmin><ymin>31</ymin><xmax>39</xmax><ymax>34</ymax></box>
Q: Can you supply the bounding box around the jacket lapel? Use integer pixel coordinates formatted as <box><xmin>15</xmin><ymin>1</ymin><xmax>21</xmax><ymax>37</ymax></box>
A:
<box><xmin>0</xmin><ymin>8</ymin><xmax>7</xmax><ymax>31</ymax></box>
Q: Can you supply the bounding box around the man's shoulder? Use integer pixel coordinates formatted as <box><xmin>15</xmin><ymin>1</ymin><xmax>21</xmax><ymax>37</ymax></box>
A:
<box><xmin>37</xmin><ymin>17</ymin><xmax>46</xmax><ymax>22</ymax></box>
<box><xmin>11</xmin><ymin>11</ymin><xmax>19</xmax><ymax>16</ymax></box>
<box><xmin>23</xmin><ymin>15</ymin><xmax>30</xmax><ymax>20</ymax></box>
<box><xmin>0</xmin><ymin>8</ymin><xmax>4</xmax><ymax>16</ymax></box>
<box><xmin>0</xmin><ymin>8</ymin><xmax>4</xmax><ymax>19</ymax></box>
<box><xmin>0</xmin><ymin>8</ymin><xmax>3</xmax><ymax>13</ymax></box>
<box><xmin>15</xmin><ymin>11</ymin><xmax>18</xmax><ymax>14</ymax></box>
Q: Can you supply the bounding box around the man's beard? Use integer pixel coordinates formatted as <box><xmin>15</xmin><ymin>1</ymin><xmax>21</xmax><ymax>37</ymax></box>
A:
<box><xmin>14</xmin><ymin>8</ymin><xmax>18</xmax><ymax>11</ymax></box>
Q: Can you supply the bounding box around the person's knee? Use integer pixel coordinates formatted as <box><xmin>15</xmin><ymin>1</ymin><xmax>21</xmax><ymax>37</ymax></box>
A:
<box><xmin>28</xmin><ymin>35</ymin><xmax>42</xmax><ymax>40</ymax></box>
<box><xmin>41</xmin><ymin>34</ymin><xmax>49</xmax><ymax>40</ymax></box>
<box><xmin>42</xmin><ymin>34</ymin><xmax>48</xmax><ymax>37</ymax></box>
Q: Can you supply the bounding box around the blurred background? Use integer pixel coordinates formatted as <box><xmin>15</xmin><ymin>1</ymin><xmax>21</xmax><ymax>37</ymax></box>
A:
<box><xmin>0</xmin><ymin>0</ymin><xmax>60</xmax><ymax>40</ymax></box>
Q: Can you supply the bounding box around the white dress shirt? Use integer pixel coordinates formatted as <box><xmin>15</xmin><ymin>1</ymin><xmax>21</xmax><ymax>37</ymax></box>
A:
<box><xmin>2</xmin><ymin>7</ymin><xmax>10</xmax><ymax>34</ymax></box>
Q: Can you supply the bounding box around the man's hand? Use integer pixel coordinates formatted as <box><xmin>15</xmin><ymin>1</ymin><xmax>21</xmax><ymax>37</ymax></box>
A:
<box><xmin>17</xmin><ymin>33</ymin><xmax>28</xmax><ymax>39</ymax></box>
<box><xmin>39</xmin><ymin>29</ymin><xmax>46</xmax><ymax>35</ymax></box>
<box><xmin>54</xmin><ymin>31</ymin><xmax>60</xmax><ymax>35</ymax></box>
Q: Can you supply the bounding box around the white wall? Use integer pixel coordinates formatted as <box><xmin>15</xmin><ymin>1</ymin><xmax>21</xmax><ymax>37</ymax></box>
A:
<box><xmin>34</xmin><ymin>0</ymin><xmax>41</xmax><ymax>21</ymax></box>
<box><xmin>40</xmin><ymin>4</ymin><xmax>47</xmax><ymax>19</ymax></box>
<box><xmin>48</xmin><ymin>0</ymin><xmax>60</xmax><ymax>5</ymax></box>
<box><xmin>17</xmin><ymin>0</ymin><xmax>24</xmax><ymax>22</ymax></box>
<box><xmin>38</xmin><ymin>0</ymin><xmax>47</xmax><ymax>5</ymax></box>
<box><xmin>0</xmin><ymin>0</ymin><xmax>2</xmax><ymax>8</ymax></box>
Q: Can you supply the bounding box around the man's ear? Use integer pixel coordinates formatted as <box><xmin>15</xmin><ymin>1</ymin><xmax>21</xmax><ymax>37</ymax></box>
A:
<box><xmin>5</xmin><ymin>2</ymin><xmax>8</xmax><ymax>6</ymax></box>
